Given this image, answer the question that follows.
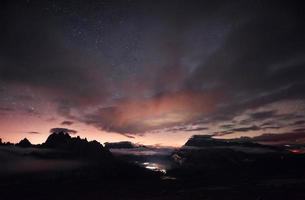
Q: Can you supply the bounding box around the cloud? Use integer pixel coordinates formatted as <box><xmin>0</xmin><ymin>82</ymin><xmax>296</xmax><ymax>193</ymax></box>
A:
<box><xmin>78</xmin><ymin>90</ymin><xmax>220</xmax><ymax>135</ymax></box>
<box><xmin>183</xmin><ymin>2</ymin><xmax>305</xmax><ymax>126</ymax></box>
<box><xmin>61</xmin><ymin>121</ymin><xmax>74</xmax><ymax>126</ymax></box>
<box><xmin>293</xmin><ymin>128</ymin><xmax>305</xmax><ymax>133</ymax></box>
<box><xmin>185</xmin><ymin>127</ymin><xmax>209</xmax><ymax>132</ymax></box>
<box><xmin>0</xmin><ymin>107</ymin><xmax>14</xmax><ymax>112</ymax></box>
<box><xmin>0</xmin><ymin>1</ymin><xmax>304</xmax><ymax>143</ymax></box>
<box><xmin>163</xmin><ymin>126</ymin><xmax>209</xmax><ymax>132</ymax></box>
<box><xmin>50</xmin><ymin>128</ymin><xmax>78</xmax><ymax>135</ymax></box>
<box><xmin>252</xmin><ymin>131</ymin><xmax>305</xmax><ymax>144</ymax></box>
<box><xmin>291</xmin><ymin>120</ymin><xmax>305</xmax><ymax>126</ymax></box>
<box><xmin>261</xmin><ymin>126</ymin><xmax>281</xmax><ymax>130</ymax></box>
<box><xmin>220</xmin><ymin>124</ymin><xmax>235</xmax><ymax>129</ymax></box>
<box><xmin>249</xmin><ymin>110</ymin><xmax>277</xmax><ymax>120</ymax></box>
<box><xmin>121</xmin><ymin>134</ymin><xmax>136</xmax><ymax>139</ymax></box>
<box><xmin>231</xmin><ymin>125</ymin><xmax>261</xmax><ymax>132</ymax></box>
<box><xmin>0</xmin><ymin>107</ymin><xmax>14</xmax><ymax>116</ymax></box>
<box><xmin>27</xmin><ymin>131</ymin><xmax>40</xmax><ymax>135</ymax></box>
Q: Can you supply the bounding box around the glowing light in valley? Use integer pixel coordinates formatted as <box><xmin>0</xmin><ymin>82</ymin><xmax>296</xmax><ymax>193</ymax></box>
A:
<box><xmin>142</xmin><ymin>162</ymin><xmax>167</xmax><ymax>173</ymax></box>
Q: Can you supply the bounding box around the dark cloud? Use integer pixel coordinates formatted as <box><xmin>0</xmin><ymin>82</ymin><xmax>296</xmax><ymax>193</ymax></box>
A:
<box><xmin>61</xmin><ymin>121</ymin><xmax>74</xmax><ymax>126</ymax></box>
<box><xmin>291</xmin><ymin>120</ymin><xmax>305</xmax><ymax>126</ymax></box>
<box><xmin>214</xmin><ymin>125</ymin><xmax>261</xmax><ymax>136</ymax></box>
<box><xmin>50</xmin><ymin>128</ymin><xmax>77</xmax><ymax>135</ymax></box>
<box><xmin>232</xmin><ymin>125</ymin><xmax>261</xmax><ymax>132</ymax></box>
<box><xmin>0</xmin><ymin>1</ymin><xmax>305</xmax><ymax>143</ymax></box>
<box><xmin>220</xmin><ymin>124</ymin><xmax>235</xmax><ymax>129</ymax></box>
<box><xmin>0</xmin><ymin>107</ymin><xmax>14</xmax><ymax>112</ymax></box>
<box><xmin>275</xmin><ymin>113</ymin><xmax>305</xmax><ymax>121</ymax></box>
<box><xmin>294</xmin><ymin>128</ymin><xmax>305</xmax><ymax>133</ymax></box>
<box><xmin>249</xmin><ymin>110</ymin><xmax>277</xmax><ymax>120</ymax></box>
<box><xmin>122</xmin><ymin>134</ymin><xmax>136</xmax><ymax>139</ymax></box>
<box><xmin>183</xmin><ymin>1</ymin><xmax>305</xmax><ymax>126</ymax></box>
<box><xmin>260</xmin><ymin>122</ymin><xmax>274</xmax><ymax>127</ymax></box>
<box><xmin>27</xmin><ymin>131</ymin><xmax>40</xmax><ymax>135</ymax></box>
<box><xmin>185</xmin><ymin>127</ymin><xmax>209</xmax><ymax>132</ymax></box>
<box><xmin>165</xmin><ymin>126</ymin><xmax>209</xmax><ymax>132</ymax></box>
<box><xmin>252</xmin><ymin>131</ymin><xmax>305</xmax><ymax>144</ymax></box>
<box><xmin>214</xmin><ymin>131</ymin><xmax>234</xmax><ymax>136</ymax></box>
<box><xmin>261</xmin><ymin>126</ymin><xmax>281</xmax><ymax>130</ymax></box>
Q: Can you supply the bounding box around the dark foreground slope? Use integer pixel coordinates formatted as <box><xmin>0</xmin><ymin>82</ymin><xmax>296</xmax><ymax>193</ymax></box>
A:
<box><xmin>0</xmin><ymin>131</ymin><xmax>162</xmax><ymax>199</ymax></box>
<box><xmin>2</xmin><ymin>134</ymin><xmax>305</xmax><ymax>200</ymax></box>
<box><xmin>169</xmin><ymin>135</ymin><xmax>305</xmax><ymax>179</ymax></box>
<box><xmin>165</xmin><ymin>135</ymin><xmax>305</xmax><ymax>199</ymax></box>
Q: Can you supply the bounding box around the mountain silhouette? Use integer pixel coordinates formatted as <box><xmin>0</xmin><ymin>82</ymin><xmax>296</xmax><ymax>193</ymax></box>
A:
<box><xmin>184</xmin><ymin>135</ymin><xmax>270</xmax><ymax>148</ymax></box>
<box><xmin>168</xmin><ymin>135</ymin><xmax>305</xmax><ymax>183</ymax></box>
<box><xmin>16</xmin><ymin>138</ymin><xmax>32</xmax><ymax>148</ymax></box>
<box><xmin>173</xmin><ymin>135</ymin><xmax>284</xmax><ymax>165</ymax></box>
<box><xmin>42</xmin><ymin>128</ymin><xmax>111</xmax><ymax>160</ymax></box>
<box><xmin>2</xmin><ymin>133</ymin><xmax>305</xmax><ymax>200</ymax></box>
<box><xmin>44</xmin><ymin>130</ymin><xmax>72</xmax><ymax>148</ymax></box>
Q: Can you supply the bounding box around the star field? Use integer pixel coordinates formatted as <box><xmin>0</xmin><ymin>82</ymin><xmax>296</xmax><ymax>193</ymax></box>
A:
<box><xmin>0</xmin><ymin>0</ymin><xmax>305</xmax><ymax>146</ymax></box>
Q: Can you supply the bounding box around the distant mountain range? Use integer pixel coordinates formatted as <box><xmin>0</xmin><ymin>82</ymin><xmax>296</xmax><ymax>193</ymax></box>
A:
<box><xmin>2</xmin><ymin>132</ymin><xmax>305</xmax><ymax>200</ymax></box>
<box><xmin>2</xmin><ymin>132</ymin><xmax>305</xmax><ymax>178</ymax></box>
<box><xmin>168</xmin><ymin>135</ymin><xmax>305</xmax><ymax>182</ymax></box>
<box><xmin>0</xmin><ymin>129</ymin><xmax>162</xmax><ymax>184</ymax></box>
<box><xmin>4</xmin><ymin>129</ymin><xmax>111</xmax><ymax>160</ymax></box>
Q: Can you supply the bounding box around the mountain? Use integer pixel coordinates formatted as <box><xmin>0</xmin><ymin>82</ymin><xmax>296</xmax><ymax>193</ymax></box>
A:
<box><xmin>185</xmin><ymin>135</ymin><xmax>274</xmax><ymax>148</ymax></box>
<box><xmin>16</xmin><ymin>138</ymin><xmax>32</xmax><ymax>148</ymax></box>
<box><xmin>182</xmin><ymin>135</ymin><xmax>283</xmax><ymax>153</ymax></box>
<box><xmin>42</xmin><ymin>130</ymin><xmax>111</xmax><ymax>160</ymax></box>
<box><xmin>44</xmin><ymin>131</ymin><xmax>72</xmax><ymax>148</ymax></box>
<box><xmin>168</xmin><ymin>135</ymin><xmax>305</xmax><ymax>182</ymax></box>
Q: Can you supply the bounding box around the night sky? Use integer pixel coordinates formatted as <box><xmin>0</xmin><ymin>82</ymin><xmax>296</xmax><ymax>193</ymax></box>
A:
<box><xmin>0</xmin><ymin>0</ymin><xmax>305</xmax><ymax>146</ymax></box>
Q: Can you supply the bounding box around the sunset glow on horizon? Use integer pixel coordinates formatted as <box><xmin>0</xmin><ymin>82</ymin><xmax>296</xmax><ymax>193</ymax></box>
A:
<box><xmin>1</xmin><ymin>0</ymin><xmax>305</xmax><ymax>147</ymax></box>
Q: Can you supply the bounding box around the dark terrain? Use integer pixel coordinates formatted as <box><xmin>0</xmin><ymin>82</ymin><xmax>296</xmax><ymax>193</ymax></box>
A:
<box><xmin>1</xmin><ymin>132</ymin><xmax>305</xmax><ymax>200</ymax></box>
